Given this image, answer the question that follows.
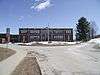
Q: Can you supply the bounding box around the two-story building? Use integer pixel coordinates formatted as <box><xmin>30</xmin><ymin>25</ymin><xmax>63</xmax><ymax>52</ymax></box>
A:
<box><xmin>19</xmin><ymin>28</ymin><xmax>73</xmax><ymax>43</ymax></box>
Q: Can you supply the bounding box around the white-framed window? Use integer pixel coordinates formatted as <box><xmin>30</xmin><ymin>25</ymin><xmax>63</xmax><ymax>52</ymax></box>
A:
<box><xmin>30</xmin><ymin>35</ymin><xmax>39</xmax><ymax>39</ymax></box>
<box><xmin>54</xmin><ymin>35</ymin><xmax>63</xmax><ymax>39</ymax></box>
<box><xmin>30</xmin><ymin>30</ymin><xmax>39</xmax><ymax>34</ymax></box>
<box><xmin>20</xmin><ymin>30</ymin><xmax>27</xmax><ymax>33</ymax></box>
<box><xmin>66</xmin><ymin>30</ymin><xmax>71</xmax><ymax>33</ymax></box>
<box><xmin>54</xmin><ymin>30</ymin><xmax>64</xmax><ymax>34</ymax></box>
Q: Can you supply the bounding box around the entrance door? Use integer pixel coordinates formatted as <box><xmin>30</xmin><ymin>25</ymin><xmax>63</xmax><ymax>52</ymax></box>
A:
<box><xmin>22</xmin><ymin>36</ymin><xmax>26</xmax><ymax>43</ymax></box>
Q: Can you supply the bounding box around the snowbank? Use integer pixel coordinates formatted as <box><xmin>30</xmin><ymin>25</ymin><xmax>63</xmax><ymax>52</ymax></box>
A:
<box><xmin>17</xmin><ymin>41</ymin><xmax>77</xmax><ymax>46</ymax></box>
<box><xmin>88</xmin><ymin>38</ymin><xmax>100</xmax><ymax>44</ymax></box>
<box><xmin>88</xmin><ymin>38</ymin><xmax>100</xmax><ymax>49</ymax></box>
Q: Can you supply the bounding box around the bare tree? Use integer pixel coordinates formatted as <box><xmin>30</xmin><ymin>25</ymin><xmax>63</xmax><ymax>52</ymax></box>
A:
<box><xmin>90</xmin><ymin>21</ymin><xmax>98</xmax><ymax>39</ymax></box>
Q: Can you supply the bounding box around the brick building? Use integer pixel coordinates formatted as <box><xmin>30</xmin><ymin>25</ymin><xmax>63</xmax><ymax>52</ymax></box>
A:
<box><xmin>0</xmin><ymin>34</ymin><xmax>7</xmax><ymax>43</ymax></box>
<box><xmin>0</xmin><ymin>28</ymin><xmax>19</xmax><ymax>43</ymax></box>
<box><xmin>19</xmin><ymin>28</ymin><xmax>73</xmax><ymax>43</ymax></box>
<box><xmin>0</xmin><ymin>34</ymin><xmax>19</xmax><ymax>43</ymax></box>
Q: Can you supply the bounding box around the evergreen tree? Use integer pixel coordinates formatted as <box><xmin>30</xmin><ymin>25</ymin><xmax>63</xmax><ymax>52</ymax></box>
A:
<box><xmin>76</xmin><ymin>17</ymin><xmax>90</xmax><ymax>42</ymax></box>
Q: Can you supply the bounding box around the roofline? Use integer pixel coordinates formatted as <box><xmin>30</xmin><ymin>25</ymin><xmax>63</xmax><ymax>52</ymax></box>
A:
<box><xmin>0</xmin><ymin>33</ymin><xmax>6</xmax><ymax>34</ymax></box>
<box><xmin>19</xmin><ymin>28</ymin><xmax>73</xmax><ymax>30</ymax></box>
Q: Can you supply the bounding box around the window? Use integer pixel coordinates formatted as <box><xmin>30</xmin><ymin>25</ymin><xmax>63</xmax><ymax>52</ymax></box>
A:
<box><xmin>59</xmin><ymin>36</ymin><xmax>63</xmax><ymax>39</ymax></box>
<box><xmin>30</xmin><ymin>35</ymin><xmax>39</xmax><ymax>39</ymax></box>
<box><xmin>20</xmin><ymin>30</ymin><xmax>27</xmax><ymax>33</ymax></box>
<box><xmin>54</xmin><ymin>35</ymin><xmax>63</xmax><ymax>39</ymax></box>
<box><xmin>30</xmin><ymin>30</ymin><xmax>34</xmax><ymax>33</ymax></box>
<box><xmin>66</xmin><ymin>30</ymin><xmax>71</xmax><ymax>33</ymax></box>
<box><xmin>53</xmin><ymin>30</ymin><xmax>64</xmax><ymax>34</ymax></box>
<box><xmin>30</xmin><ymin>30</ymin><xmax>39</xmax><ymax>34</ymax></box>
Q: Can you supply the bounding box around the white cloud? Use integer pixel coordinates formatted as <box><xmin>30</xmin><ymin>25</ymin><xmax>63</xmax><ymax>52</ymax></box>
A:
<box><xmin>31</xmin><ymin>0</ymin><xmax>51</xmax><ymax>11</ymax></box>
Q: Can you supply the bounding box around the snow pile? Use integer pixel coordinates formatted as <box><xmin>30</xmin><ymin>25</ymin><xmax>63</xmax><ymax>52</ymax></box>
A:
<box><xmin>88</xmin><ymin>38</ymin><xmax>100</xmax><ymax>49</ymax></box>
<box><xmin>24</xmin><ymin>42</ymin><xmax>38</xmax><ymax>45</ymax></box>
<box><xmin>18</xmin><ymin>41</ymin><xmax>77</xmax><ymax>46</ymax></box>
<box><xmin>88</xmin><ymin>38</ymin><xmax>100</xmax><ymax>44</ymax></box>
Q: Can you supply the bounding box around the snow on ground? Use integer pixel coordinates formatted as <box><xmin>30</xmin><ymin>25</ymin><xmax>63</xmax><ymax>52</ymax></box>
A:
<box><xmin>26</xmin><ymin>45</ymin><xmax>100</xmax><ymax>75</ymax></box>
<box><xmin>16</xmin><ymin>41</ymin><xmax>77</xmax><ymax>46</ymax></box>
<box><xmin>88</xmin><ymin>38</ymin><xmax>100</xmax><ymax>44</ymax></box>
<box><xmin>0</xmin><ymin>38</ymin><xmax>100</xmax><ymax>75</ymax></box>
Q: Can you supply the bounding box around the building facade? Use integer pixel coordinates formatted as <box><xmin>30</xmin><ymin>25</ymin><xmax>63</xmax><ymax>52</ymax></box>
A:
<box><xmin>10</xmin><ymin>34</ymin><xmax>19</xmax><ymax>43</ymax></box>
<box><xmin>0</xmin><ymin>34</ymin><xmax>19</xmax><ymax>43</ymax></box>
<box><xmin>19</xmin><ymin>28</ymin><xmax>73</xmax><ymax>43</ymax></box>
<box><xmin>0</xmin><ymin>34</ymin><xmax>7</xmax><ymax>43</ymax></box>
<box><xmin>0</xmin><ymin>27</ymin><xmax>19</xmax><ymax>43</ymax></box>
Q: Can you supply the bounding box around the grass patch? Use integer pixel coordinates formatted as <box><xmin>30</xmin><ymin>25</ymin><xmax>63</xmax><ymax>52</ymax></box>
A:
<box><xmin>0</xmin><ymin>47</ymin><xmax>16</xmax><ymax>61</ymax></box>
<box><xmin>11</xmin><ymin>57</ymin><xmax>42</xmax><ymax>75</ymax></box>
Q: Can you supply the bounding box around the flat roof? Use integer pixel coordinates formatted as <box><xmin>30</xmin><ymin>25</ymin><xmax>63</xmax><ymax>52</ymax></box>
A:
<box><xmin>19</xmin><ymin>28</ymin><xmax>73</xmax><ymax>30</ymax></box>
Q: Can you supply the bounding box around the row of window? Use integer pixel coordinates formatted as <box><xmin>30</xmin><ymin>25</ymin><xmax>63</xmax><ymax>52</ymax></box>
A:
<box><xmin>53</xmin><ymin>36</ymin><xmax>64</xmax><ymax>39</ymax></box>
<box><xmin>20</xmin><ymin>30</ymin><xmax>72</xmax><ymax>34</ymax></box>
<box><xmin>30</xmin><ymin>35</ymin><xmax>39</xmax><ymax>39</ymax></box>
<box><xmin>29</xmin><ymin>35</ymin><xmax>70</xmax><ymax>39</ymax></box>
<box><xmin>20</xmin><ymin>30</ymin><xmax>28</xmax><ymax>33</ymax></box>
<box><xmin>30</xmin><ymin>30</ymin><xmax>40</xmax><ymax>34</ymax></box>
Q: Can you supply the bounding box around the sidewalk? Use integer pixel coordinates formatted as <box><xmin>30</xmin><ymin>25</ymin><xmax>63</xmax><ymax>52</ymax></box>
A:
<box><xmin>0</xmin><ymin>44</ymin><xmax>27</xmax><ymax>75</ymax></box>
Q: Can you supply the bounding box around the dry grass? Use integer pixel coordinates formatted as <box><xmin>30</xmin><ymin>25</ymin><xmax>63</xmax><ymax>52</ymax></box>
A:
<box><xmin>0</xmin><ymin>47</ymin><xmax>16</xmax><ymax>61</ymax></box>
<box><xmin>11</xmin><ymin>57</ymin><xmax>42</xmax><ymax>75</ymax></box>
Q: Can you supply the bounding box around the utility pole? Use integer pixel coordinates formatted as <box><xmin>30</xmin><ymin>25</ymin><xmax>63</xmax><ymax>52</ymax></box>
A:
<box><xmin>47</xmin><ymin>24</ymin><xmax>50</xmax><ymax>42</ymax></box>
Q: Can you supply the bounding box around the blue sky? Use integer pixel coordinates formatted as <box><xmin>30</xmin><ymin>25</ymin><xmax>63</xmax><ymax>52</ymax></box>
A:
<box><xmin>0</xmin><ymin>0</ymin><xmax>100</xmax><ymax>34</ymax></box>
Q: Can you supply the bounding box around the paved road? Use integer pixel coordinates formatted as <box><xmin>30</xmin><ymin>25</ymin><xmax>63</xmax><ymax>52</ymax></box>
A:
<box><xmin>24</xmin><ymin>44</ymin><xmax>100</xmax><ymax>75</ymax></box>
<box><xmin>0</xmin><ymin>43</ymin><xmax>100</xmax><ymax>75</ymax></box>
